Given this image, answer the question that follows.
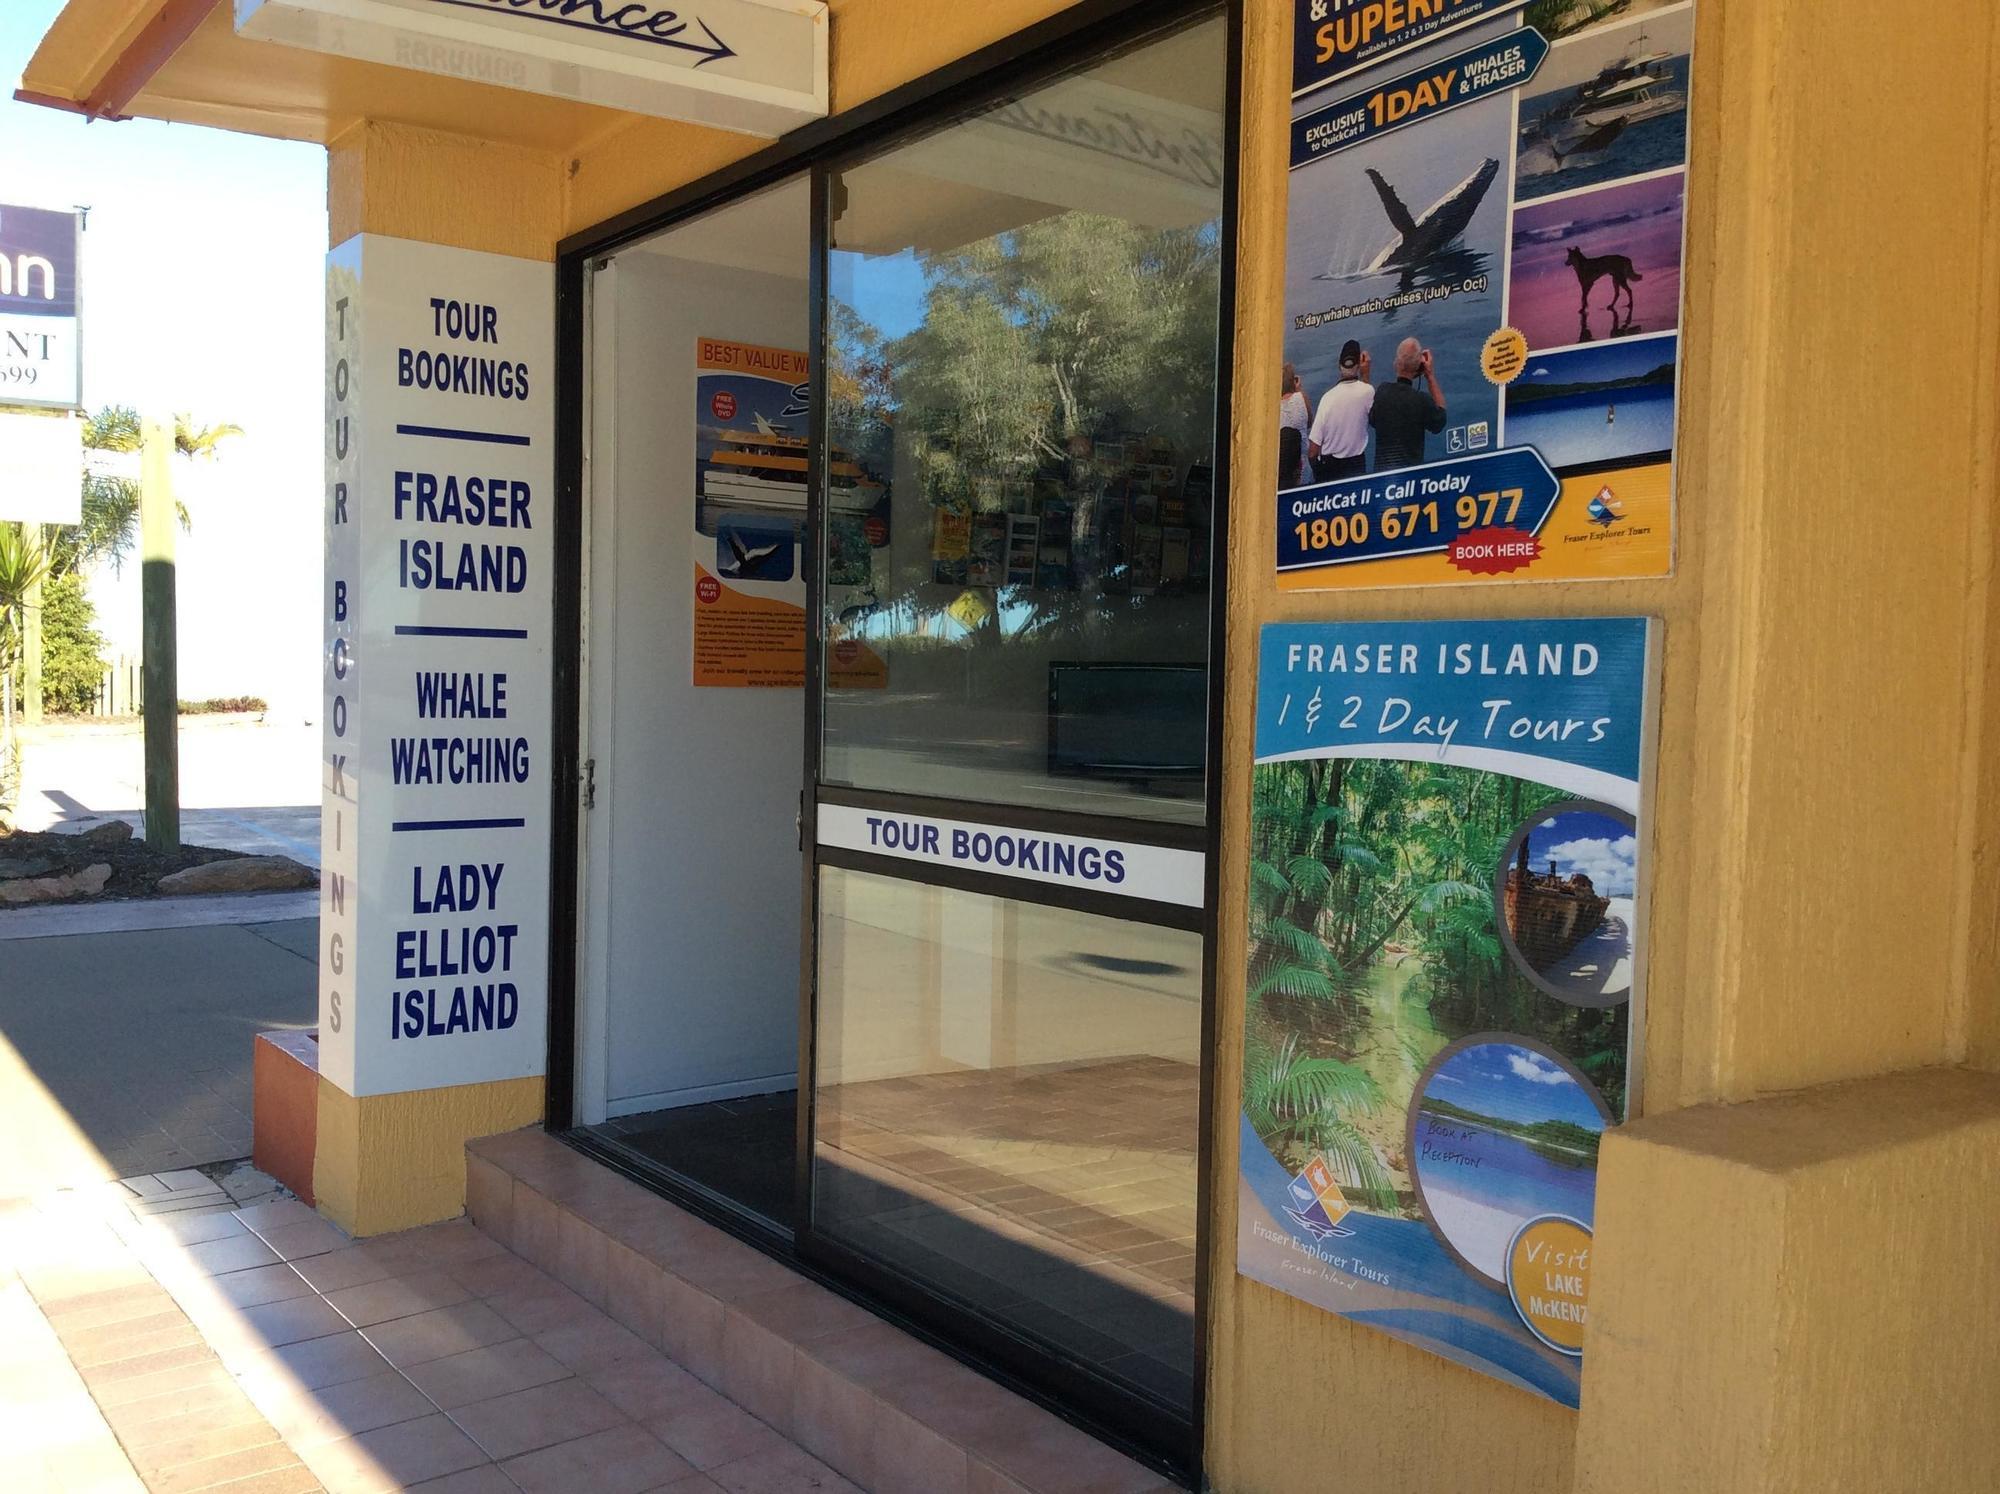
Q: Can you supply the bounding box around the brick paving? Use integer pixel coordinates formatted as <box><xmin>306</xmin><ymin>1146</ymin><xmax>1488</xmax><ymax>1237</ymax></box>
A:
<box><xmin>0</xmin><ymin>1174</ymin><xmax>860</xmax><ymax>1493</ymax></box>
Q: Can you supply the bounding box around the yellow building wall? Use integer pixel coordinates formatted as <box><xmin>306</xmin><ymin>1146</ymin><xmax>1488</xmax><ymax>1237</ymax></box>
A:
<box><xmin>1575</xmin><ymin>1069</ymin><xmax>2000</xmax><ymax>1494</ymax></box>
<box><xmin>1206</xmin><ymin>0</ymin><xmax>2000</xmax><ymax>1489</ymax></box>
<box><xmin>314</xmin><ymin>1076</ymin><xmax>544</xmax><ymax>1238</ymax></box>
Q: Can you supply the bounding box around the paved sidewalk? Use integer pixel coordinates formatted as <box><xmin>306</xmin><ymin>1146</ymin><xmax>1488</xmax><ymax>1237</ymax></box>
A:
<box><xmin>0</xmin><ymin>1174</ymin><xmax>852</xmax><ymax>1493</ymax></box>
<box><xmin>0</xmin><ymin>891</ymin><xmax>321</xmax><ymax>943</ymax></box>
<box><xmin>14</xmin><ymin>718</ymin><xmax>321</xmax><ymax>869</ymax></box>
<box><xmin>0</xmin><ymin>920</ymin><xmax>316</xmax><ymax>1192</ymax></box>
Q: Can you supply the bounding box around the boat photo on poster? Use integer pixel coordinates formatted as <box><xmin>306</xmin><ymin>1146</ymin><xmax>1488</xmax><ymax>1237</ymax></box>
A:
<box><xmin>1236</xmin><ymin>616</ymin><xmax>1659</xmax><ymax>1405</ymax></box>
<box><xmin>1279</xmin><ymin>0</ymin><xmax>1696</xmax><ymax>590</ymax></box>
<box><xmin>690</xmin><ymin>337</ymin><xmax>888</xmax><ymax>688</ymax></box>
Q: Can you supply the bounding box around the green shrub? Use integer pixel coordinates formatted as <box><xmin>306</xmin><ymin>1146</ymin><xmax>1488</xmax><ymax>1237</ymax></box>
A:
<box><xmin>38</xmin><ymin>571</ymin><xmax>109</xmax><ymax>715</ymax></box>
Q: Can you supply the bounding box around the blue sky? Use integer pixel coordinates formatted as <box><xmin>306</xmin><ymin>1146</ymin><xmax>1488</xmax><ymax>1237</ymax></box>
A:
<box><xmin>1525</xmin><ymin>808</ymin><xmax>1637</xmax><ymax>897</ymax></box>
<box><xmin>831</xmin><ymin>246</ymin><xmax>927</xmax><ymax>342</ymax></box>
<box><xmin>1424</xmin><ymin>1043</ymin><xmax>1607</xmax><ymax>1130</ymax></box>
<box><xmin>4</xmin><ymin>4</ymin><xmax>328</xmax><ymax>709</ymax></box>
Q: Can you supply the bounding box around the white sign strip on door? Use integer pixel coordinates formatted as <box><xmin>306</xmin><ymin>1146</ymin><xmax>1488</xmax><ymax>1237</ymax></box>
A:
<box><xmin>816</xmin><ymin>803</ymin><xmax>1205</xmax><ymax>910</ymax></box>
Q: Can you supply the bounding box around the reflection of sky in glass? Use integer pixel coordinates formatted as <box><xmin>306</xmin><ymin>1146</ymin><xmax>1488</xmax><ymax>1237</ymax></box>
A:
<box><xmin>831</xmin><ymin>247</ymin><xmax>928</xmax><ymax>341</ymax></box>
<box><xmin>1426</xmin><ymin>1044</ymin><xmax>1606</xmax><ymax>1131</ymax></box>
<box><xmin>1525</xmin><ymin>810</ymin><xmax>1637</xmax><ymax>897</ymax></box>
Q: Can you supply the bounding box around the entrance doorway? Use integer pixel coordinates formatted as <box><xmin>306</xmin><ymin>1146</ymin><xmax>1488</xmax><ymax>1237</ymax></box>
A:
<box><xmin>557</xmin><ymin>2</ymin><xmax>1230</xmax><ymax>1465</ymax></box>
<box><xmin>571</xmin><ymin>177</ymin><xmax>812</xmax><ymax>1234</ymax></box>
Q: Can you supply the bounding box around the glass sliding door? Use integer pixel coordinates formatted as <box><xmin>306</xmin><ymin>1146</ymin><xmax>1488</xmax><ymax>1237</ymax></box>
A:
<box><xmin>814</xmin><ymin>870</ymin><xmax>1203</xmax><ymax>1410</ymax></box>
<box><xmin>806</xmin><ymin>9</ymin><xmax>1227</xmax><ymax>1445</ymax></box>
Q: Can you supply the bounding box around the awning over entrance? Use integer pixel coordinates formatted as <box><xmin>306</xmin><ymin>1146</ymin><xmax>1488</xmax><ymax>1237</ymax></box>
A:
<box><xmin>16</xmin><ymin>0</ymin><xmax>703</xmax><ymax>152</ymax></box>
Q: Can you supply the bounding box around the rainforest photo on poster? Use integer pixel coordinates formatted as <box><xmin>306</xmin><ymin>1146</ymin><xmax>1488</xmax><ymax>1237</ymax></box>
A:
<box><xmin>1243</xmin><ymin>757</ymin><xmax>1629</xmax><ymax>1217</ymax></box>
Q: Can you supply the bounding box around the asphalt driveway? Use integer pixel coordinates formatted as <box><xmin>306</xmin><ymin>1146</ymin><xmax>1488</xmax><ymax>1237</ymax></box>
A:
<box><xmin>0</xmin><ymin>918</ymin><xmax>316</xmax><ymax>1197</ymax></box>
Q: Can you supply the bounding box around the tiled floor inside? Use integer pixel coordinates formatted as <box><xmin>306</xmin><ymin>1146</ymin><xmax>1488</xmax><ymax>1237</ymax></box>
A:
<box><xmin>0</xmin><ymin>1173</ymin><xmax>860</xmax><ymax>1493</ymax></box>
<box><xmin>594</xmin><ymin>1091</ymin><xmax>798</xmax><ymax>1227</ymax></box>
<box><xmin>817</xmin><ymin>1055</ymin><xmax>1198</xmax><ymax>1410</ymax></box>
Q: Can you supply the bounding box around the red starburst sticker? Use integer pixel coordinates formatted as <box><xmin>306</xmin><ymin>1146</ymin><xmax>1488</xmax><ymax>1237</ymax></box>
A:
<box><xmin>1448</xmin><ymin>528</ymin><xmax>1543</xmax><ymax>575</ymax></box>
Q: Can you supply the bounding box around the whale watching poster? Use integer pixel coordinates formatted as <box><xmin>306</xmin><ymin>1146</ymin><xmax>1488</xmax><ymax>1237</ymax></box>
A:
<box><xmin>1279</xmin><ymin>0</ymin><xmax>1697</xmax><ymax>590</ymax></box>
<box><xmin>1237</xmin><ymin>617</ymin><xmax>1659</xmax><ymax>1405</ymax></box>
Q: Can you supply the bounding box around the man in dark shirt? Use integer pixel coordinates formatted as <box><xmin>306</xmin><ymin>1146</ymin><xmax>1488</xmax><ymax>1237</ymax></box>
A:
<box><xmin>1369</xmin><ymin>336</ymin><xmax>1448</xmax><ymax>472</ymax></box>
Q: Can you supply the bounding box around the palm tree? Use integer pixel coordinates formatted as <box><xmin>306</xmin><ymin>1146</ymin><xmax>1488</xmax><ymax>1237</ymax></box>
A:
<box><xmin>1243</xmin><ymin>1028</ymin><xmax>1394</xmax><ymax>1209</ymax></box>
<box><xmin>9</xmin><ymin>406</ymin><xmax>243</xmax><ymax>742</ymax></box>
<box><xmin>173</xmin><ymin>415</ymin><xmax>246</xmax><ymax>461</ymax></box>
<box><xmin>0</xmin><ymin>524</ymin><xmax>53</xmax><ymax>803</ymax></box>
<box><xmin>70</xmin><ymin>406</ymin><xmax>241</xmax><ymax>572</ymax></box>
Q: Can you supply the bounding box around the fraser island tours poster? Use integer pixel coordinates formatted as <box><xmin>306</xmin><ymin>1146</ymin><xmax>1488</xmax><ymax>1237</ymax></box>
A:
<box><xmin>1237</xmin><ymin>617</ymin><xmax>1658</xmax><ymax>1405</ymax></box>
<box><xmin>1279</xmin><ymin>0</ymin><xmax>1695</xmax><ymax>590</ymax></box>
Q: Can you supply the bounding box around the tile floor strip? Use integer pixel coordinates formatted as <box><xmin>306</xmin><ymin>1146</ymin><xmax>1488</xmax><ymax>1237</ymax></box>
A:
<box><xmin>5</xmin><ymin>1140</ymin><xmax>1180</xmax><ymax>1492</ymax></box>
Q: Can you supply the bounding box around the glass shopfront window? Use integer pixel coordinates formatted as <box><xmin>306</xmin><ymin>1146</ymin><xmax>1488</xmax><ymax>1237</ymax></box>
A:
<box><xmin>809</xmin><ymin>13</ymin><xmax>1227</xmax><ymax>1439</ymax></box>
<box><xmin>818</xmin><ymin>15</ymin><xmax>1228</xmax><ymax>827</ymax></box>
<box><xmin>814</xmin><ymin>867</ymin><xmax>1202</xmax><ymax>1414</ymax></box>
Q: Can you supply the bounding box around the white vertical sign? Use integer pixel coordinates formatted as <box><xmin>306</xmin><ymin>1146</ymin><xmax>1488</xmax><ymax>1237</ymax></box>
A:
<box><xmin>322</xmin><ymin>234</ymin><xmax>553</xmax><ymax>1099</ymax></box>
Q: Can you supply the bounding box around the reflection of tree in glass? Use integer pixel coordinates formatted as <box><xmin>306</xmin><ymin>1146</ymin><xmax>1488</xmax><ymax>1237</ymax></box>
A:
<box><xmin>827</xmin><ymin>212</ymin><xmax>1219</xmax><ymax>647</ymax></box>
<box><xmin>1245</xmin><ymin>760</ymin><xmax>1629</xmax><ymax>1207</ymax></box>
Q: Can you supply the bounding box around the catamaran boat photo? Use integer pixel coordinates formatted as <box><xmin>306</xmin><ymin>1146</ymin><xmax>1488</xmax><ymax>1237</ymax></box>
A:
<box><xmin>695</xmin><ymin>413</ymin><xmax>888</xmax><ymax>536</ymax></box>
<box><xmin>1522</xmin><ymin>30</ymin><xmax>1687</xmax><ymax>154</ymax></box>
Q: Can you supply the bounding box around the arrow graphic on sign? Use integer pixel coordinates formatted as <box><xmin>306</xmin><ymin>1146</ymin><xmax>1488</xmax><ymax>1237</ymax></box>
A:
<box><xmin>425</xmin><ymin>0</ymin><xmax>739</xmax><ymax>66</ymax></box>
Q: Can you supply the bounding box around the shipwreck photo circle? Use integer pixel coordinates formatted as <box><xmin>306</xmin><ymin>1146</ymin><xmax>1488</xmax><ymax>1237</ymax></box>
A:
<box><xmin>1494</xmin><ymin>800</ymin><xmax>1637</xmax><ymax>1010</ymax></box>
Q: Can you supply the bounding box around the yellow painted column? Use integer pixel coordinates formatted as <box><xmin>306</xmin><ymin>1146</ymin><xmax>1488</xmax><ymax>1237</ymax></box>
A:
<box><xmin>1206</xmin><ymin>0</ymin><xmax>2000</xmax><ymax>1488</ymax></box>
<box><xmin>313</xmin><ymin>122</ymin><xmax>562</xmax><ymax>1237</ymax></box>
<box><xmin>1576</xmin><ymin>1070</ymin><xmax>2000</xmax><ymax>1493</ymax></box>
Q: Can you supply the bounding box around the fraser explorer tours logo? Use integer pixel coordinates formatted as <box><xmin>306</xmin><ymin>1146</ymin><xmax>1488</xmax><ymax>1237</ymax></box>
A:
<box><xmin>1286</xmin><ymin>1155</ymin><xmax>1356</xmax><ymax>1241</ymax></box>
<box><xmin>422</xmin><ymin>0</ymin><xmax>738</xmax><ymax>65</ymax></box>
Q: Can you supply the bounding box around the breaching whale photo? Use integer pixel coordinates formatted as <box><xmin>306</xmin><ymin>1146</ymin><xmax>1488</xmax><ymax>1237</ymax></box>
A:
<box><xmin>1361</xmin><ymin>157</ymin><xmax>1501</xmax><ymax>275</ymax></box>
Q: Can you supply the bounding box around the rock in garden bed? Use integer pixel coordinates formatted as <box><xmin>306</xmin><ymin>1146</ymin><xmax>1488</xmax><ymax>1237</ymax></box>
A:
<box><xmin>0</xmin><ymin>828</ymin><xmax>317</xmax><ymax>905</ymax></box>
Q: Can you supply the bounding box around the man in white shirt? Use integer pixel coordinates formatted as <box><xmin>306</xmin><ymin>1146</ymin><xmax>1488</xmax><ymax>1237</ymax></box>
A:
<box><xmin>1308</xmin><ymin>338</ymin><xmax>1374</xmax><ymax>481</ymax></box>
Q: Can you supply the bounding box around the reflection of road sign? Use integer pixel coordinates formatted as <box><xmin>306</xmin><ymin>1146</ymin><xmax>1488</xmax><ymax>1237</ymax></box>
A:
<box><xmin>947</xmin><ymin>589</ymin><xmax>992</xmax><ymax>630</ymax></box>
<box><xmin>1285</xmin><ymin>1155</ymin><xmax>1355</xmax><ymax>1240</ymax></box>
<box><xmin>862</xmin><ymin>514</ymin><xmax>888</xmax><ymax>546</ymax></box>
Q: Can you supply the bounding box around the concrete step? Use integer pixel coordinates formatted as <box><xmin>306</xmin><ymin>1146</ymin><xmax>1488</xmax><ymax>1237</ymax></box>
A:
<box><xmin>466</xmin><ymin>1127</ymin><xmax>1179</xmax><ymax>1494</ymax></box>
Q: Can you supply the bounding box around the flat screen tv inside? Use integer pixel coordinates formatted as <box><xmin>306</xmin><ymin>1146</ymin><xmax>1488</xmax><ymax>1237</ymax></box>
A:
<box><xmin>1047</xmin><ymin>662</ymin><xmax>1206</xmax><ymax>788</ymax></box>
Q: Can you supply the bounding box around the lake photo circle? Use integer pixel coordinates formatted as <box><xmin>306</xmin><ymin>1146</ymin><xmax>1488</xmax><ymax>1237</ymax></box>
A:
<box><xmin>1406</xmin><ymin>1037</ymin><xmax>1612</xmax><ymax>1289</ymax></box>
<box><xmin>1496</xmin><ymin>802</ymin><xmax>1638</xmax><ymax>1008</ymax></box>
